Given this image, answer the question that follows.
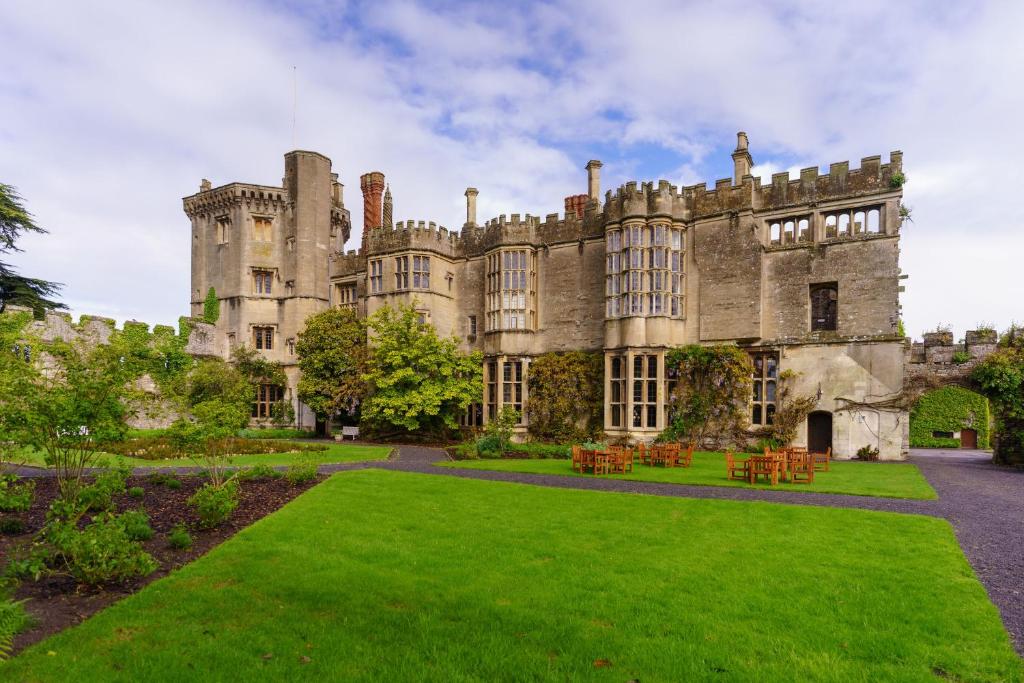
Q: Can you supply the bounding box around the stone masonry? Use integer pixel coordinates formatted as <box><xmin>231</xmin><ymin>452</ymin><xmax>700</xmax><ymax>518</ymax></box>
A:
<box><xmin>187</xmin><ymin>133</ymin><xmax>912</xmax><ymax>459</ymax></box>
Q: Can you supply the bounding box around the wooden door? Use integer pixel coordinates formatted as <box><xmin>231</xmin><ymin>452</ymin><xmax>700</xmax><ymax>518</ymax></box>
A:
<box><xmin>960</xmin><ymin>429</ymin><xmax>978</xmax><ymax>449</ymax></box>
<box><xmin>807</xmin><ymin>411</ymin><xmax>833</xmax><ymax>453</ymax></box>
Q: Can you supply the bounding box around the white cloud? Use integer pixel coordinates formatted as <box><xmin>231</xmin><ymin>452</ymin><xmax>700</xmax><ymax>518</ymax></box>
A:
<box><xmin>1</xmin><ymin>0</ymin><xmax>1021</xmax><ymax>341</ymax></box>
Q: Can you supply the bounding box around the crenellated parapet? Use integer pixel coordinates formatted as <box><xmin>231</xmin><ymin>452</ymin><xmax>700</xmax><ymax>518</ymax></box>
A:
<box><xmin>604</xmin><ymin>180</ymin><xmax>689</xmax><ymax>224</ymax></box>
<box><xmin>183</xmin><ymin>182</ymin><xmax>289</xmax><ymax>219</ymax></box>
<box><xmin>363</xmin><ymin>220</ymin><xmax>461</xmax><ymax>259</ymax></box>
<box><xmin>330</xmin><ymin>249</ymin><xmax>366</xmax><ymax>278</ymax></box>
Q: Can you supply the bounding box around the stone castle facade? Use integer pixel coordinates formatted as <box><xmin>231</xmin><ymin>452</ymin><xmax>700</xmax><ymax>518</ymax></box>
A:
<box><xmin>184</xmin><ymin>134</ymin><xmax>911</xmax><ymax>459</ymax></box>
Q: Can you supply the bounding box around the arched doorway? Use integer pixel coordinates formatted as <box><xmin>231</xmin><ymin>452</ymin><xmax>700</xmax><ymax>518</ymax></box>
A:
<box><xmin>807</xmin><ymin>411</ymin><xmax>833</xmax><ymax>453</ymax></box>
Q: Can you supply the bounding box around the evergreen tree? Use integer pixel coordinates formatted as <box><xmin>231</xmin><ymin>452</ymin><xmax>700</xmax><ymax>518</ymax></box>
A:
<box><xmin>0</xmin><ymin>183</ymin><xmax>64</xmax><ymax>315</ymax></box>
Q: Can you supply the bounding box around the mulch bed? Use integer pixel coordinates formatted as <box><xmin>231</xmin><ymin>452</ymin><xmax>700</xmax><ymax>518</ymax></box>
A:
<box><xmin>0</xmin><ymin>472</ymin><xmax>322</xmax><ymax>656</ymax></box>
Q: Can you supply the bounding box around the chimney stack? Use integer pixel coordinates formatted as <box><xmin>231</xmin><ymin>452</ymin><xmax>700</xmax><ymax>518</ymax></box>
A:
<box><xmin>586</xmin><ymin>160</ymin><xmax>602</xmax><ymax>201</ymax></box>
<box><xmin>465</xmin><ymin>187</ymin><xmax>478</xmax><ymax>226</ymax></box>
<box><xmin>360</xmin><ymin>171</ymin><xmax>385</xmax><ymax>231</ymax></box>
<box><xmin>564</xmin><ymin>194</ymin><xmax>587</xmax><ymax>220</ymax></box>
<box><xmin>382</xmin><ymin>185</ymin><xmax>393</xmax><ymax>229</ymax></box>
<box><xmin>732</xmin><ymin>131</ymin><xmax>752</xmax><ymax>184</ymax></box>
<box><xmin>200</xmin><ymin>178</ymin><xmax>211</xmax><ymax>192</ymax></box>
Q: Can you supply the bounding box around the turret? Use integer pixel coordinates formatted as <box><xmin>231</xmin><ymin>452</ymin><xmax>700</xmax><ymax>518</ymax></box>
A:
<box><xmin>732</xmin><ymin>131</ymin><xmax>752</xmax><ymax>184</ymax></box>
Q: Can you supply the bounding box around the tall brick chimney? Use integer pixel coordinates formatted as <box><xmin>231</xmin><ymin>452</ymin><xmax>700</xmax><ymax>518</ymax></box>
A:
<box><xmin>360</xmin><ymin>171</ymin><xmax>385</xmax><ymax>231</ymax></box>
<box><xmin>564</xmin><ymin>194</ymin><xmax>588</xmax><ymax>220</ymax></box>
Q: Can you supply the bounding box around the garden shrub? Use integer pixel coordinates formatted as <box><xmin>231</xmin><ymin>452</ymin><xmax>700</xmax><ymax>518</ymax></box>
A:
<box><xmin>526</xmin><ymin>351</ymin><xmax>603</xmax><ymax>443</ymax></box>
<box><xmin>167</xmin><ymin>523</ymin><xmax>192</xmax><ymax>550</ymax></box>
<box><xmin>285</xmin><ymin>459</ymin><xmax>318</xmax><ymax>486</ymax></box>
<box><xmin>148</xmin><ymin>473</ymin><xmax>182</xmax><ymax>490</ymax></box>
<box><xmin>119</xmin><ymin>510</ymin><xmax>154</xmax><ymax>542</ymax></box>
<box><xmin>77</xmin><ymin>467</ymin><xmax>129</xmax><ymax>511</ymax></box>
<box><xmin>474</xmin><ymin>434</ymin><xmax>502</xmax><ymax>458</ymax></box>
<box><xmin>236</xmin><ymin>428</ymin><xmax>316</xmax><ymax>440</ymax></box>
<box><xmin>187</xmin><ymin>481</ymin><xmax>239</xmax><ymax>528</ymax></box>
<box><xmin>50</xmin><ymin>513</ymin><xmax>158</xmax><ymax>585</ymax></box>
<box><xmin>504</xmin><ymin>443</ymin><xmax>571</xmax><ymax>459</ymax></box>
<box><xmin>236</xmin><ymin>463</ymin><xmax>283</xmax><ymax>481</ymax></box>
<box><xmin>910</xmin><ymin>387</ymin><xmax>990</xmax><ymax>449</ymax></box>
<box><xmin>127</xmin><ymin>486</ymin><xmax>144</xmax><ymax>499</ymax></box>
<box><xmin>0</xmin><ymin>475</ymin><xmax>34</xmax><ymax>513</ymax></box>
<box><xmin>663</xmin><ymin>345</ymin><xmax>753</xmax><ymax>449</ymax></box>
<box><xmin>856</xmin><ymin>445</ymin><xmax>880</xmax><ymax>461</ymax></box>
<box><xmin>0</xmin><ymin>594</ymin><xmax>30</xmax><ymax>660</ymax></box>
<box><xmin>103</xmin><ymin>436</ymin><xmax>327</xmax><ymax>461</ymax></box>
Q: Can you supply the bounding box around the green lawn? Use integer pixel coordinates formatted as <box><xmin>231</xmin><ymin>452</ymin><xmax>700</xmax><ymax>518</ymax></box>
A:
<box><xmin>5</xmin><ymin>470</ymin><xmax>1019</xmax><ymax>682</ymax></box>
<box><xmin>438</xmin><ymin>451</ymin><xmax>938</xmax><ymax>500</ymax></box>
<box><xmin>5</xmin><ymin>441</ymin><xmax>392</xmax><ymax>469</ymax></box>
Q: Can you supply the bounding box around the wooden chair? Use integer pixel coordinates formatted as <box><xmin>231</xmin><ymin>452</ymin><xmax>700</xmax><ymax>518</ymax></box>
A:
<box><xmin>677</xmin><ymin>443</ymin><xmax>694</xmax><ymax>468</ymax></box>
<box><xmin>620</xmin><ymin>447</ymin><xmax>634</xmax><ymax>473</ymax></box>
<box><xmin>580</xmin><ymin>449</ymin><xmax>595</xmax><ymax>474</ymax></box>
<box><xmin>789</xmin><ymin>452</ymin><xmax>815</xmax><ymax>484</ymax></box>
<box><xmin>593</xmin><ymin>450</ymin><xmax>610</xmax><ymax>475</ymax></box>
<box><xmin>726</xmin><ymin>452</ymin><xmax>749</xmax><ymax>481</ymax></box>
<box><xmin>811</xmin><ymin>447</ymin><xmax>831</xmax><ymax>472</ymax></box>
<box><xmin>748</xmin><ymin>455</ymin><xmax>779</xmax><ymax>485</ymax></box>
<box><xmin>571</xmin><ymin>445</ymin><xmax>583</xmax><ymax>473</ymax></box>
<box><xmin>637</xmin><ymin>442</ymin><xmax>651</xmax><ymax>466</ymax></box>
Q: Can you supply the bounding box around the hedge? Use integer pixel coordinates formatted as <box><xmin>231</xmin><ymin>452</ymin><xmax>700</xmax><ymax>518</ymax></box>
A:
<box><xmin>910</xmin><ymin>386</ymin><xmax>990</xmax><ymax>449</ymax></box>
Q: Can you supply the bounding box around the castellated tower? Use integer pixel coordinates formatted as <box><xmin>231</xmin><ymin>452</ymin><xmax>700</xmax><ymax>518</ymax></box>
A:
<box><xmin>183</xmin><ymin>150</ymin><xmax>351</xmax><ymax>425</ymax></box>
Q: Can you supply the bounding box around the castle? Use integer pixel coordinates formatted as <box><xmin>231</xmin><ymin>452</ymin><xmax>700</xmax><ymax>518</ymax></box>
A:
<box><xmin>184</xmin><ymin>133</ymin><xmax>911</xmax><ymax>459</ymax></box>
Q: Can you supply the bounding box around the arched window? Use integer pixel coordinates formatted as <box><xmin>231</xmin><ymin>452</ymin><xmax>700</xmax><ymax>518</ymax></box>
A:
<box><xmin>853</xmin><ymin>211</ymin><xmax>866</xmax><ymax>235</ymax></box>
<box><xmin>867</xmin><ymin>208</ymin><xmax>881</xmax><ymax>233</ymax></box>
<box><xmin>810</xmin><ymin>284</ymin><xmax>839</xmax><ymax>331</ymax></box>
<box><xmin>824</xmin><ymin>214</ymin><xmax>837</xmax><ymax>239</ymax></box>
<box><xmin>770</xmin><ymin>222</ymin><xmax>781</xmax><ymax>244</ymax></box>
<box><xmin>797</xmin><ymin>218</ymin><xmax>810</xmax><ymax>242</ymax></box>
<box><xmin>838</xmin><ymin>213</ymin><xmax>850</xmax><ymax>236</ymax></box>
<box><xmin>783</xmin><ymin>220</ymin><xmax>795</xmax><ymax>242</ymax></box>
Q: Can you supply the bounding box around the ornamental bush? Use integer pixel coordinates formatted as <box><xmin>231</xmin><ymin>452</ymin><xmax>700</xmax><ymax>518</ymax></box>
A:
<box><xmin>910</xmin><ymin>387</ymin><xmax>990</xmax><ymax>449</ymax></box>
<box><xmin>187</xmin><ymin>481</ymin><xmax>239</xmax><ymax>528</ymax></box>
<box><xmin>0</xmin><ymin>475</ymin><xmax>34</xmax><ymax>512</ymax></box>
<box><xmin>664</xmin><ymin>345</ymin><xmax>753</xmax><ymax>449</ymax></box>
<box><xmin>49</xmin><ymin>512</ymin><xmax>158</xmax><ymax>585</ymax></box>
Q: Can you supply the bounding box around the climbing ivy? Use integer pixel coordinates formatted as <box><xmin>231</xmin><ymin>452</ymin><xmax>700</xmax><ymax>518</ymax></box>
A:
<box><xmin>910</xmin><ymin>386</ymin><xmax>990</xmax><ymax>449</ymax></box>
<box><xmin>203</xmin><ymin>287</ymin><xmax>219</xmax><ymax>324</ymax></box>
<box><xmin>526</xmin><ymin>351</ymin><xmax>603</xmax><ymax>443</ymax></box>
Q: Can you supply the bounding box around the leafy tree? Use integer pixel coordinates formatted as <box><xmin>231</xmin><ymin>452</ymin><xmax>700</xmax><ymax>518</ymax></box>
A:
<box><xmin>202</xmin><ymin>287</ymin><xmax>219</xmax><ymax>324</ymax></box>
<box><xmin>664</xmin><ymin>345</ymin><xmax>753</xmax><ymax>449</ymax></box>
<box><xmin>168</xmin><ymin>359</ymin><xmax>252</xmax><ymax>486</ymax></box>
<box><xmin>362</xmin><ymin>303</ymin><xmax>482</xmax><ymax>437</ymax></box>
<box><xmin>0</xmin><ymin>313</ymin><xmax>136</xmax><ymax>500</ymax></box>
<box><xmin>526</xmin><ymin>351</ymin><xmax>603</xmax><ymax>442</ymax></box>
<box><xmin>971</xmin><ymin>330</ymin><xmax>1024</xmax><ymax>466</ymax></box>
<box><xmin>295</xmin><ymin>307</ymin><xmax>369</xmax><ymax>433</ymax></box>
<box><xmin>0</xmin><ymin>184</ymin><xmax>64</xmax><ymax>315</ymax></box>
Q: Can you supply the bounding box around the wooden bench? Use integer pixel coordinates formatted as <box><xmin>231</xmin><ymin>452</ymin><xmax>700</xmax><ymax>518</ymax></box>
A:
<box><xmin>726</xmin><ymin>452</ymin><xmax>749</xmax><ymax>481</ymax></box>
<box><xmin>748</xmin><ymin>455</ymin><xmax>779</xmax><ymax>485</ymax></box>
<box><xmin>341</xmin><ymin>426</ymin><xmax>360</xmax><ymax>441</ymax></box>
<box><xmin>811</xmin><ymin>447</ymin><xmax>831</xmax><ymax>472</ymax></box>
<box><xmin>789</xmin><ymin>453</ymin><xmax>815</xmax><ymax>484</ymax></box>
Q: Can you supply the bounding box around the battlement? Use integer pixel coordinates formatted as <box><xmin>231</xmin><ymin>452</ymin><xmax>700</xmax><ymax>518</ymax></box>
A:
<box><xmin>363</xmin><ymin>219</ymin><xmax>461</xmax><ymax>259</ymax></box>
<box><xmin>330</xmin><ymin>249</ymin><xmax>367</xmax><ymax>278</ymax></box>
<box><xmin>604</xmin><ymin>179</ymin><xmax>688</xmax><ymax>223</ymax></box>
<box><xmin>183</xmin><ymin>182</ymin><xmax>289</xmax><ymax>219</ymax></box>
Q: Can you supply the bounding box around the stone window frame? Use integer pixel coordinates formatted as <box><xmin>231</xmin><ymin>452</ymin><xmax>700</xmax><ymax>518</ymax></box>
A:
<box><xmin>252</xmin><ymin>383</ymin><xmax>284</xmax><ymax>418</ymax></box>
<box><xmin>369</xmin><ymin>259</ymin><xmax>384</xmax><ymax>294</ymax></box>
<box><xmin>750</xmin><ymin>350</ymin><xmax>779</xmax><ymax>426</ymax></box>
<box><xmin>215</xmin><ymin>215</ymin><xmax>231</xmax><ymax>245</ymax></box>
<box><xmin>768</xmin><ymin>215</ymin><xmax>812</xmax><ymax>246</ymax></box>
<box><xmin>485</xmin><ymin>248</ymin><xmax>536</xmax><ymax>332</ymax></box>
<box><xmin>483</xmin><ymin>356</ymin><xmax>529</xmax><ymax>426</ymax></box>
<box><xmin>631</xmin><ymin>354</ymin><xmax>659</xmax><ymax>429</ymax></box>
<box><xmin>252</xmin><ymin>268</ymin><xmax>275</xmax><ymax>295</ymax></box>
<box><xmin>823</xmin><ymin>205</ymin><xmax>883</xmax><ymax>239</ymax></box>
<box><xmin>252</xmin><ymin>215</ymin><xmax>274</xmax><ymax>242</ymax></box>
<box><xmin>334</xmin><ymin>281</ymin><xmax>358</xmax><ymax>307</ymax></box>
<box><xmin>252</xmin><ymin>325</ymin><xmax>275</xmax><ymax>351</ymax></box>
<box><xmin>608</xmin><ymin>355</ymin><xmax>626</xmax><ymax>428</ymax></box>
<box><xmin>810</xmin><ymin>282</ymin><xmax>839</xmax><ymax>332</ymax></box>
<box><xmin>606</xmin><ymin>222</ymin><xmax>684</xmax><ymax>319</ymax></box>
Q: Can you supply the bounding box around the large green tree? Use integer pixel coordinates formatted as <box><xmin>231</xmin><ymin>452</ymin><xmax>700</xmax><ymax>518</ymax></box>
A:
<box><xmin>0</xmin><ymin>184</ymin><xmax>65</xmax><ymax>315</ymax></box>
<box><xmin>664</xmin><ymin>345</ymin><xmax>753</xmax><ymax>449</ymax></box>
<box><xmin>362</xmin><ymin>303</ymin><xmax>482</xmax><ymax>437</ymax></box>
<box><xmin>526</xmin><ymin>351</ymin><xmax>603</xmax><ymax>442</ymax></box>
<box><xmin>296</xmin><ymin>307</ymin><xmax>369</xmax><ymax>432</ymax></box>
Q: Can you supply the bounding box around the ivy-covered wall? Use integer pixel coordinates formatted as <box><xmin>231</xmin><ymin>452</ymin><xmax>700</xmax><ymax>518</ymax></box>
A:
<box><xmin>910</xmin><ymin>386</ymin><xmax>990</xmax><ymax>448</ymax></box>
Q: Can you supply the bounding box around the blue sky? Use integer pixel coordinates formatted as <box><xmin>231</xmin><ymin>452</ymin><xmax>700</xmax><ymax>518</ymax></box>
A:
<box><xmin>1</xmin><ymin>0</ymin><xmax>1021</xmax><ymax>339</ymax></box>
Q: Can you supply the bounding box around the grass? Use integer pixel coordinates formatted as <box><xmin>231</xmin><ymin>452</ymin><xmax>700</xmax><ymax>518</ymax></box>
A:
<box><xmin>438</xmin><ymin>451</ymin><xmax>938</xmax><ymax>500</ymax></box>
<box><xmin>4</xmin><ymin>441</ymin><xmax>392</xmax><ymax>469</ymax></box>
<box><xmin>5</xmin><ymin>470</ymin><xmax>1020</xmax><ymax>682</ymax></box>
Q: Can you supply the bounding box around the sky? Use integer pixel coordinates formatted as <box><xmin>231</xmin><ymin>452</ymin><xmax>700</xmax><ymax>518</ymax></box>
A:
<box><xmin>1</xmin><ymin>0</ymin><xmax>1021</xmax><ymax>340</ymax></box>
